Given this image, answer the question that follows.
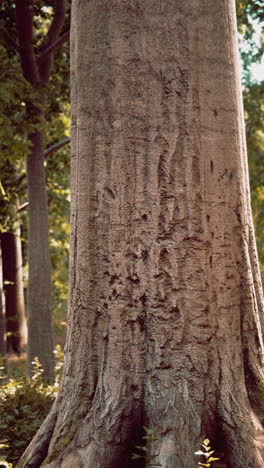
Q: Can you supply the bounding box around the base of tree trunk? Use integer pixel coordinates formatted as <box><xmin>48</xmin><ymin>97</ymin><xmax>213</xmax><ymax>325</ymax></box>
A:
<box><xmin>18</xmin><ymin>368</ymin><xmax>264</xmax><ymax>468</ymax></box>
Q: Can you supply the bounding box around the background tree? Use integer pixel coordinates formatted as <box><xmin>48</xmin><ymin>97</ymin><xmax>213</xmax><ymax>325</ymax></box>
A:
<box><xmin>0</xmin><ymin>238</ymin><xmax>7</xmax><ymax>368</ymax></box>
<box><xmin>0</xmin><ymin>0</ymin><xmax>70</xmax><ymax>379</ymax></box>
<box><xmin>14</xmin><ymin>0</ymin><xmax>67</xmax><ymax>381</ymax></box>
<box><xmin>0</xmin><ymin>179</ymin><xmax>27</xmax><ymax>358</ymax></box>
<box><xmin>18</xmin><ymin>0</ymin><xmax>264</xmax><ymax>467</ymax></box>
<box><xmin>0</xmin><ymin>41</ymin><xmax>30</xmax><ymax>359</ymax></box>
<box><xmin>1</xmin><ymin>228</ymin><xmax>27</xmax><ymax>355</ymax></box>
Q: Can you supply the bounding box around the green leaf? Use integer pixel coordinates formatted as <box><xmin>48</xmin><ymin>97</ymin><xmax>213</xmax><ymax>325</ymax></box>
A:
<box><xmin>0</xmin><ymin>443</ymin><xmax>9</xmax><ymax>449</ymax></box>
<box><xmin>143</xmin><ymin>427</ymin><xmax>156</xmax><ymax>435</ymax></box>
<box><xmin>202</xmin><ymin>445</ymin><xmax>212</xmax><ymax>451</ymax></box>
<box><xmin>204</xmin><ymin>450</ymin><xmax>215</xmax><ymax>457</ymax></box>
<box><xmin>14</xmin><ymin>440</ymin><xmax>25</xmax><ymax>447</ymax></box>
<box><xmin>131</xmin><ymin>454</ymin><xmax>144</xmax><ymax>460</ymax></box>
<box><xmin>0</xmin><ymin>182</ymin><xmax>6</xmax><ymax>196</ymax></box>
<box><xmin>135</xmin><ymin>445</ymin><xmax>147</xmax><ymax>452</ymax></box>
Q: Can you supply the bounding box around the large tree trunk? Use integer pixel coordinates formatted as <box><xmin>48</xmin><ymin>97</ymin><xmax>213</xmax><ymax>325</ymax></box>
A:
<box><xmin>26</xmin><ymin>129</ymin><xmax>54</xmax><ymax>381</ymax></box>
<box><xmin>18</xmin><ymin>0</ymin><xmax>264</xmax><ymax>466</ymax></box>
<box><xmin>1</xmin><ymin>231</ymin><xmax>27</xmax><ymax>355</ymax></box>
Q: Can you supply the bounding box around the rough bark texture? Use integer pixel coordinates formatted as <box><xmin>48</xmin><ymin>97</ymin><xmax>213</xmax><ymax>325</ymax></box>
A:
<box><xmin>1</xmin><ymin>231</ymin><xmax>27</xmax><ymax>355</ymax></box>
<box><xmin>18</xmin><ymin>0</ymin><xmax>264</xmax><ymax>466</ymax></box>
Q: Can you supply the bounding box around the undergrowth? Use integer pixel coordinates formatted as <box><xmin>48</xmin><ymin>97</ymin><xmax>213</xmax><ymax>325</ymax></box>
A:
<box><xmin>0</xmin><ymin>346</ymin><xmax>64</xmax><ymax>467</ymax></box>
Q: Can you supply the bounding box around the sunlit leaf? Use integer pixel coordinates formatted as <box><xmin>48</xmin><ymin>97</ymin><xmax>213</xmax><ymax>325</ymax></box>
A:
<box><xmin>203</xmin><ymin>439</ymin><xmax>210</xmax><ymax>446</ymax></box>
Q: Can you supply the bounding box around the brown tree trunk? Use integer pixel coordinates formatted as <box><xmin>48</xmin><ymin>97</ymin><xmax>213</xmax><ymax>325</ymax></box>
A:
<box><xmin>15</xmin><ymin>0</ymin><xmax>67</xmax><ymax>381</ymax></box>
<box><xmin>15</xmin><ymin>222</ymin><xmax>28</xmax><ymax>350</ymax></box>
<box><xmin>26</xmin><ymin>129</ymin><xmax>54</xmax><ymax>380</ymax></box>
<box><xmin>18</xmin><ymin>0</ymin><xmax>264</xmax><ymax>466</ymax></box>
<box><xmin>0</xmin><ymin>237</ymin><xmax>7</xmax><ymax>370</ymax></box>
<box><xmin>1</xmin><ymin>231</ymin><xmax>27</xmax><ymax>355</ymax></box>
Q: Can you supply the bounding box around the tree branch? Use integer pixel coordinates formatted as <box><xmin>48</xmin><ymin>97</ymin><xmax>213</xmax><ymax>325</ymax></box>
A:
<box><xmin>16</xmin><ymin>137</ymin><xmax>70</xmax><ymax>189</ymax></box>
<box><xmin>15</xmin><ymin>0</ymin><xmax>39</xmax><ymax>84</ymax></box>
<box><xmin>17</xmin><ymin>202</ymin><xmax>29</xmax><ymax>213</ymax></box>
<box><xmin>43</xmin><ymin>0</ymin><xmax>67</xmax><ymax>47</ymax></box>
<box><xmin>38</xmin><ymin>0</ymin><xmax>67</xmax><ymax>82</ymax></box>
<box><xmin>16</xmin><ymin>173</ymin><xmax>27</xmax><ymax>188</ymax></box>
<box><xmin>37</xmin><ymin>30</ymin><xmax>70</xmax><ymax>65</ymax></box>
<box><xmin>43</xmin><ymin>137</ymin><xmax>70</xmax><ymax>158</ymax></box>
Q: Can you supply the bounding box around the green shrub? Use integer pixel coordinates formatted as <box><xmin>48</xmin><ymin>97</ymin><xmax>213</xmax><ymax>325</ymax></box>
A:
<box><xmin>0</xmin><ymin>348</ymin><xmax>64</xmax><ymax>466</ymax></box>
<box><xmin>0</xmin><ymin>377</ymin><xmax>54</xmax><ymax>465</ymax></box>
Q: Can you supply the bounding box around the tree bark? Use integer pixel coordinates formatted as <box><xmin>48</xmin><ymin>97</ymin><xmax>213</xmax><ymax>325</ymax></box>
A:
<box><xmin>1</xmin><ymin>231</ymin><xmax>27</xmax><ymax>355</ymax></box>
<box><xmin>15</xmin><ymin>222</ymin><xmax>28</xmax><ymax>349</ymax></box>
<box><xmin>0</xmin><ymin>237</ymin><xmax>7</xmax><ymax>370</ymax></box>
<box><xmin>18</xmin><ymin>0</ymin><xmax>264</xmax><ymax>466</ymax></box>
<box><xmin>26</xmin><ymin>129</ymin><xmax>54</xmax><ymax>379</ymax></box>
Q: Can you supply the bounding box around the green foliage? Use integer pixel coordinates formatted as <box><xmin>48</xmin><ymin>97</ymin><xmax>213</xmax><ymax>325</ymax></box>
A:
<box><xmin>236</xmin><ymin>0</ymin><xmax>263</xmax><ymax>84</ymax></box>
<box><xmin>0</xmin><ymin>377</ymin><xmax>54</xmax><ymax>465</ymax></box>
<box><xmin>0</xmin><ymin>347</ymin><xmax>64</xmax><ymax>465</ymax></box>
<box><xmin>244</xmin><ymin>81</ymin><xmax>264</xmax><ymax>279</ymax></box>
<box><xmin>0</xmin><ymin>44</ymin><xmax>32</xmax><ymax>164</ymax></box>
<box><xmin>131</xmin><ymin>427</ymin><xmax>162</xmax><ymax>466</ymax></box>
<box><xmin>0</xmin><ymin>39</ymin><xmax>31</xmax><ymax>232</ymax></box>
<box><xmin>195</xmin><ymin>438</ymin><xmax>220</xmax><ymax>467</ymax></box>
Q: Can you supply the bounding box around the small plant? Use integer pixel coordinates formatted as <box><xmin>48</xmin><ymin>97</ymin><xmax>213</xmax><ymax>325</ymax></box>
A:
<box><xmin>54</xmin><ymin>344</ymin><xmax>64</xmax><ymax>384</ymax></box>
<box><xmin>0</xmin><ymin>375</ymin><xmax>55</xmax><ymax>465</ymax></box>
<box><xmin>195</xmin><ymin>438</ymin><xmax>220</xmax><ymax>467</ymax></box>
<box><xmin>31</xmin><ymin>357</ymin><xmax>44</xmax><ymax>383</ymax></box>
<box><xmin>131</xmin><ymin>427</ymin><xmax>162</xmax><ymax>466</ymax></box>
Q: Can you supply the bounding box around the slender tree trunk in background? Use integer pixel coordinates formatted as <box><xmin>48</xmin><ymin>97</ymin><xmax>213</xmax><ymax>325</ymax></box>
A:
<box><xmin>15</xmin><ymin>222</ymin><xmax>28</xmax><ymax>350</ymax></box>
<box><xmin>1</xmin><ymin>231</ymin><xmax>27</xmax><ymax>355</ymax></box>
<box><xmin>26</xmin><ymin>129</ymin><xmax>54</xmax><ymax>378</ymax></box>
<box><xmin>15</xmin><ymin>0</ymin><xmax>67</xmax><ymax>381</ymax></box>
<box><xmin>18</xmin><ymin>0</ymin><xmax>264</xmax><ymax>467</ymax></box>
<box><xmin>0</xmin><ymin>238</ymin><xmax>7</xmax><ymax>369</ymax></box>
